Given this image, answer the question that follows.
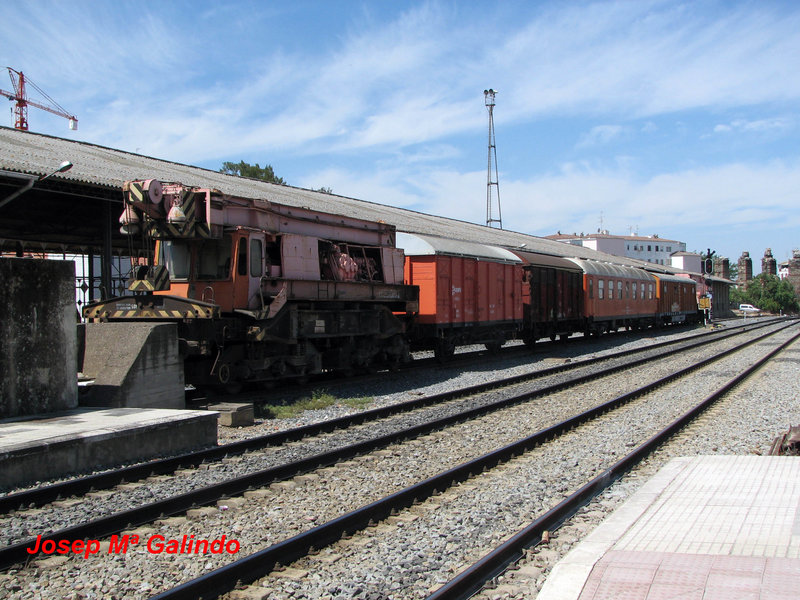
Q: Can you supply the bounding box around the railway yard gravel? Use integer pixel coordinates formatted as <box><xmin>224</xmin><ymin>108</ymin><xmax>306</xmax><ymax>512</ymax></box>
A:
<box><xmin>0</xmin><ymin>322</ymin><xmax>759</xmax><ymax>546</ymax></box>
<box><xmin>2</xmin><ymin>318</ymin><xmax>799</xmax><ymax>600</ymax></box>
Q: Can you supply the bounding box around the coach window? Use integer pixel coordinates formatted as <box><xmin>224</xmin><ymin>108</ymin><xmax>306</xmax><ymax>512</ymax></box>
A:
<box><xmin>237</xmin><ymin>238</ymin><xmax>248</xmax><ymax>276</ymax></box>
<box><xmin>588</xmin><ymin>277</ymin><xmax>593</xmax><ymax>299</ymax></box>
<box><xmin>608</xmin><ymin>280</ymin><xmax>614</xmax><ymax>300</ymax></box>
<box><xmin>198</xmin><ymin>236</ymin><xmax>233</xmax><ymax>280</ymax></box>
<box><xmin>598</xmin><ymin>279</ymin><xmax>604</xmax><ymax>299</ymax></box>
<box><xmin>250</xmin><ymin>238</ymin><xmax>263</xmax><ymax>277</ymax></box>
<box><xmin>632</xmin><ymin>282</ymin><xmax>637</xmax><ymax>300</ymax></box>
<box><xmin>649</xmin><ymin>283</ymin><xmax>654</xmax><ymax>299</ymax></box>
<box><xmin>618</xmin><ymin>281</ymin><xmax>623</xmax><ymax>298</ymax></box>
<box><xmin>159</xmin><ymin>240</ymin><xmax>190</xmax><ymax>280</ymax></box>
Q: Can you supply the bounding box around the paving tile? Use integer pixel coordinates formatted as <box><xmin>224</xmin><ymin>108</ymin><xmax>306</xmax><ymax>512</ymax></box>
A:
<box><xmin>643</xmin><ymin>583</ymin><xmax>703</xmax><ymax>600</ymax></box>
<box><xmin>652</xmin><ymin>566</ymin><xmax>708</xmax><ymax>588</ymax></box>
<box><xmin>541</xmin><ymin>457</ymin><xmax>800</xmax><ymax>600</ymax></box>
<box><xmin>591</xmin><ymin>580</ymin><xmax>650</xmax><ymax>600</ymax></box>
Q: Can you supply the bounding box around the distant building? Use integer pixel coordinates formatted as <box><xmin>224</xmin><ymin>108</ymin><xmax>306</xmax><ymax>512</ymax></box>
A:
<box><xmin>778</xmin><ymin>249</ymin><xmax>800</xmax><ymax>298</ymax></box>
<box><xmin>670</xmin><ymin>251</ymin><xmax>702</xmax><ymax>274</ymax></box>
<box><xmin>545</xmin><ymin>232</ymin><xmax>686</xmax><ymax>266</ymax></box>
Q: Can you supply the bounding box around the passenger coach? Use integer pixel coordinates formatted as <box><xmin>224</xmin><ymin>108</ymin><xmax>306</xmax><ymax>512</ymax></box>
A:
<box><xmin>566</xmin><ymin>258</ymin><xmax>658</xmax><ymax>335</ymax></box>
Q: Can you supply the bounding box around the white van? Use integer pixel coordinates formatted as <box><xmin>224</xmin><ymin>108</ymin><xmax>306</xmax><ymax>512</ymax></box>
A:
<box><xmin>739</xmin><ymin>303</ymin><xmax>761</xmax><ymax>314</ymax></box>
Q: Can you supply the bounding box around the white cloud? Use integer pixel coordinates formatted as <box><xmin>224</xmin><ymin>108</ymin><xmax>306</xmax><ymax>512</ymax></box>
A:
<box><xmin>2</xmin><ymin>0</ymin><xmax>800</xmax><ymax>265</ymax></box>
<box><xmin>6</xmin><ymin>1</ymin><xmax>799</xmax><ymax>161</ymax></box>
<box><xmin>577</xmin><ymin>125</ymin><xmax>626</xmax><ymax>148</ymax></box>
<box><xmin>714</xmin><ymin>117</ymin><xmax>794</xmax><ymax>135</ymax></box>
<box><xmin>311</xmin><ymin>157</ymin><xmax>800</xmax><ymax>265</ymax></box>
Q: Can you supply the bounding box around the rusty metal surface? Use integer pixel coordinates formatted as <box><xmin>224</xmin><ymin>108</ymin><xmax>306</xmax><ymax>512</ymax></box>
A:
<box><xmin>769</xmin><ymin>425</ymin><xmax>800</xmax><ymax>456</ymax></box>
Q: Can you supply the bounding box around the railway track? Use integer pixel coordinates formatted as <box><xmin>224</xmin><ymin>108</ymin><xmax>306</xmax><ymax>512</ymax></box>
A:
<box><xmin>427</xmin><ymin>323</ymin><xmax>800</xmax><ymax>600</ymax></box>
<box><xmin>0</xmin><ymin>322</ymin><xmax>785</xmax><ymax>548</ymax></box>
<box><xmin>213</xmin><ymin>320</ymin><xmax>723</xmax><ymax>408</ymax></box>
<box><xmin>143</xmin><ymin>320</ymin><xmax>799</xmax><ymax>600</ymax></box>
<box><xmin>1</xmin><ymin>319</ymin><xmax>796</xmax><ymax>599</ymax></box>
<box><xmin>0</xmin><ymin>318</ymin><xmax>777</xmax><ymax>514</ymax></box>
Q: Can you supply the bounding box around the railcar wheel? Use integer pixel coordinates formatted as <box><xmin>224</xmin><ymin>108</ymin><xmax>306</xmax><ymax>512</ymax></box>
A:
<box><xmin>215</xmin><ymin>363</ymin><xmax>242</xmax><ymax>395</ymax></box>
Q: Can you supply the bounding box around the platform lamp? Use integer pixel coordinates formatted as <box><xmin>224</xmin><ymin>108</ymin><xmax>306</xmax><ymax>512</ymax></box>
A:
<box><xmin>0</xmin><ymin>160</ymin><xmax>73</xmax><ymax>210</ymax></box>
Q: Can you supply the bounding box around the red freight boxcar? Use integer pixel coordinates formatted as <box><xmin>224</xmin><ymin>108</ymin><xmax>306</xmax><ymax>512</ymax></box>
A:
<box><xmin>398</xmin><ymin>233</ymin><xmax>523</xmax><ymax>361</ymax></box>
<box><xmin>653</xmin><ymin>273</ymin><xmax>698</xmax><ymax>324</ymax></box>
<box><xmin>511</xmin><ymin>251</ymin><xmax>584</xmax><ymax>345</ymax></box>
<box><xmin>567</xmin><ymin>258</ymin><xmax>658</xmax><ymax>334</ymax></box>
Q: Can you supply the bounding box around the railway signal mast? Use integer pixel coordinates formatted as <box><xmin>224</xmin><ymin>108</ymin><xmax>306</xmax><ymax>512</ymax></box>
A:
<box><xmin>484</xmin><ymin>89</ymin><xmax>502</xmax><ymax>229</ymax></box>
<box><xmin>0</xmin><ymin>67</ymin><xmax>78</xmax><ymax>131</ymax></box>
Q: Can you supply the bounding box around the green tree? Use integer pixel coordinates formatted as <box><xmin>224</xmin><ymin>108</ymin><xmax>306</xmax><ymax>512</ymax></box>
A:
<box><xmin>731</xmin><ymin>273</ymin><xmax>799</xmax><ymax>314</ymax></box>
<box><xmin>727</xmin><ymin>262</ymin><xmax>738</xmax><ymax>282</ymax></box>
<box><xmin>219</xmin><ymin>160</ymin><xmax>285</xmax><ymax>185</ymax></box>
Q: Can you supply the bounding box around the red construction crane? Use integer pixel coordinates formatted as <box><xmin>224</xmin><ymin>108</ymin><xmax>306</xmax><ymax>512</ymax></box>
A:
<box><xmin>0</xmin><ymin>67</ymin><xmax>78</xmax><ymax>131</ymax></box>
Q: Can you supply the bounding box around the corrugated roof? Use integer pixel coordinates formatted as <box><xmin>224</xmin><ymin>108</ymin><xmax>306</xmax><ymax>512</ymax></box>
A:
<box><xmin>565</xmin><ymin>257</ymin><xmax>655</xmax><ymax>281</ymax></box>
<box><xmin>0</xmin><ymin>126</ymin><xmax>699</xmax><ymax>276</ymax></box>
<box><xmin>397</xmin><ymin>232</ymin><xmax>521</xmax><ymax>263</ymax></box>
<box><xmin>511</xmin><ymin>250</ymin><xmax>583</xmax><ymax>271</ymax></box>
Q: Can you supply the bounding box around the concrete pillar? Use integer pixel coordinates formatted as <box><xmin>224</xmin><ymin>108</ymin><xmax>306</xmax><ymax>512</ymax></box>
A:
<box><xmin>762</xmin><ymin>248</ymin><xmax>777</xmax><ymax>276</ymax></box>
<box><xmin>81</xmin><ymin>322</ymin><xmax>184</xmax><ymax>409</ymax></box>
<box><xmin>0</xmin><ymin>257</ymin><xmax>78</xmax><ymax>417</ymax></box>
<box><xmin>713</xmin><ymin>257</ymin><xmax>730</xmax><ymax>280</ymax></box>
<box><xmin>738</xmin><ymin>251</ymin><xmax>753</xmax><ymax>286</ymax></box>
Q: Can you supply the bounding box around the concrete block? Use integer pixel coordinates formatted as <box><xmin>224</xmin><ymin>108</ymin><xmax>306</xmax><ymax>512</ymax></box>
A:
<box><xmin>217</xmin><ymin>497</ymin><xmax>248</xmax><ymax>510</ymax></box>
<box><xmin>186</xmin><ymin>506</ymin><xmax>218</xmax><ymax>519</ymax></box>
<box><xmin>273</xmin><ymin>567</ymin><xmax>309</xmax><ymax>579</ymax></box>
<box><xmin>81</xmin><ymin>322</ymin><xmax>184</xmax><ymax>409</ymax></box>
<box><xmin>243</xmin><ymin>488</ymin><xmax>271</xmax><ymax>499</ymax></box>
<box><xmin>294</xmin><ymin>473</ymin><xmax>320</xmax><ymax>485</ymax></box>
<box><xmin>208</xmin><ymin>402</ymin><xmax>254</xmax><ymax>427</ymax></box>
<box><xmin>0</xmin><ymin>258</ymin><xmax>77</xmax><ymax>418</ymax></box>
<box><xmin>0</xmin><ymin>408</ymin><xmax>217</xmax><ymax>491</ymax></box>
<box><xmin>229</xmin><ymin>587</ymin><xmax>272</xmax><ymax>600</ymax></box>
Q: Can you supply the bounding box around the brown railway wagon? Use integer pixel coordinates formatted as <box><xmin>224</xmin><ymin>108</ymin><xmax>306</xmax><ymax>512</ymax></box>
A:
<box><xmin>398</xmin><ymin>233</ymin><xmax>523</xmax><ymax>361</ymax></box>
<box><xmin>653</xmin><ymin>273</ymin><xmax>698</xmax><ymax>324</ymax></box>
<box><xmin>511</xmin><ymin>250</ymin><xmax>584</xmax><ymax>344</ymax></box>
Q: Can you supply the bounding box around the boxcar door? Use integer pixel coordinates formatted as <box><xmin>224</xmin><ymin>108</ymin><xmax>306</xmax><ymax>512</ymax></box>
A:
<box><xmin>248</xmin><ymin>233</ymin><xmax>266</xmax><ymax>310</ymax></box>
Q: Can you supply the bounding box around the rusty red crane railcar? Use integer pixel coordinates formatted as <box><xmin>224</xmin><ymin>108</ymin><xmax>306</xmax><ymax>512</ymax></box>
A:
<box><xmin>83</xmin><ymin>180</ymin><xmax>418</xmax><ymax>391</ymax></box>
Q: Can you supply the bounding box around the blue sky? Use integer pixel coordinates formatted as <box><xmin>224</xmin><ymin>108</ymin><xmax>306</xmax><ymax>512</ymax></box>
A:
<box><xmin>2</xmin><ymin>0</ymin><xmax>799</xmax><ymax>272</ymax></box>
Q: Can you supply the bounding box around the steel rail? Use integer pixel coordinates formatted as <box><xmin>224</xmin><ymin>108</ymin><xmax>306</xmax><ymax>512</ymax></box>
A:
<box><xmin>425</xmin><ymin>326</ymin><xmax>800</xmax><ymax>600</ymax></box>
<box><xmin>141</xmin><ymin>322</ymin><xmax>798</xmax><ymax>600</ymax></box>
<box><xmin>2</xmin><ymin>319</ymin><xmax>774</xmax><ymax>513</ymax></box>
<box><xmin>1</xmin><ymin>318</ymin><xmax>789</xmax><ymax>574</ymax></box>
<box><xmin>0</xmin><ymin>320</ymin><xmax>789</xmax><ymax>572</ymax></box>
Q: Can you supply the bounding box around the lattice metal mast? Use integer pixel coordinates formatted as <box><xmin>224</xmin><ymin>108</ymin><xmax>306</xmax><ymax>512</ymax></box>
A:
<box><xmin>484</xmin><ymin>89</ymin><xmax>502</xmax><ymax>229</ymax></box>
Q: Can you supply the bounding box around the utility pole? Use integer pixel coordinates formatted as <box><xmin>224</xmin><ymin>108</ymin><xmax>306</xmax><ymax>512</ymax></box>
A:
<box><xmin>484</xmin><ymin>89</ymin><xmax>502</xmax><ymax>229</ymax></box>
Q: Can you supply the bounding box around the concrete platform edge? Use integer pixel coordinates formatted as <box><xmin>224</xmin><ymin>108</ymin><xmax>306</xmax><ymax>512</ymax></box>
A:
<box><xmin>0</xmin><ymin>408</ymin><xmax>218</xmax><ymax>491</ymax></box>
<box><xmin>536</xmin><ymin>457</ymin><xmax>693</xmax><ymax>600</ymax></box>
